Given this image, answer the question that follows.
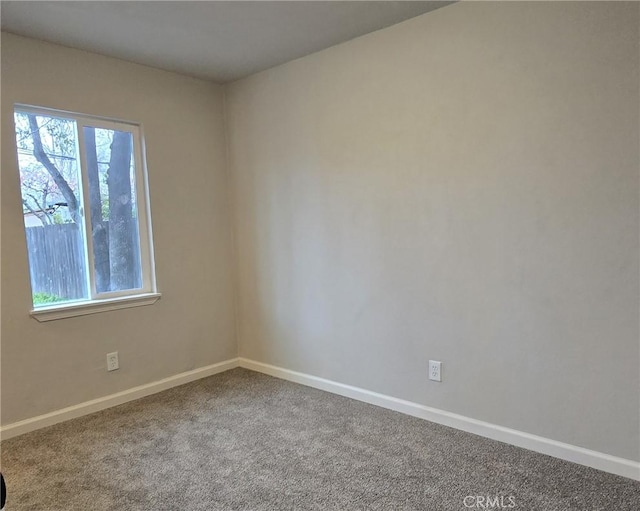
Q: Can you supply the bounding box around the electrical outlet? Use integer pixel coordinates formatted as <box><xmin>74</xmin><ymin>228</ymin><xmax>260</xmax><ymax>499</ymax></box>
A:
<box><xmin>429</xmin><ymin>360</ymin><xmax>442</xmax><ymax>382</ymax></box>
<box><xmin>107</xmin><ymin>352</ymin><xmax>119</xmax><ymax>372</ymax></box>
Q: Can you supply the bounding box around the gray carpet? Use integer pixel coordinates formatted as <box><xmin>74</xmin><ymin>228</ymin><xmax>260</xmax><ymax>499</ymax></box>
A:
<box><xmin>1</xmin><ymin>368</ymin><xmax>638</xmax><ymax>510</ymax></box>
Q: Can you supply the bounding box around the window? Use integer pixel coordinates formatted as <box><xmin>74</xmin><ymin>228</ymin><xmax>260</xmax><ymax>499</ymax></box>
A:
<box><xmin>14</xmin><ymin>105</ymin><xmax>158</xmax><ymax>321</ymax></box>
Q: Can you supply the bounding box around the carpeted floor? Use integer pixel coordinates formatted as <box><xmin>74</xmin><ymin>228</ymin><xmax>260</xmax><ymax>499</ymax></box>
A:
<box><xmin>1</xmin><ymin>368</ymin><xmax>638</xmax><ymax>510</ymax></box>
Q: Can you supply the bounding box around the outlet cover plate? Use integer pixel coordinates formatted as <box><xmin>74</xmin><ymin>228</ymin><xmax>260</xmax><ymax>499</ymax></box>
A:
<box><xmin>107</xmin><ymin>352</ymin><xmax>119</xmax><ymax>372</ymax></box>
<box><xmin>429</xmin><ymin>360</ymin><xmax>441</xmax><ymax>382</ymax></box>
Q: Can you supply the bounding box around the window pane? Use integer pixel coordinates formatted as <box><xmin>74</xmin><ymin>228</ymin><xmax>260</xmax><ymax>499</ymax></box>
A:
<box><xmin>14</xmin><ymin>111</ymin><xmax>89</xmax><ymax>306</ymax></box>
<box><xmin>83</xmin><ymin>127</ymin><xmax>142</xmax><ymax>294</ymax></box>
<box><xmin>14</xmin><ymin>106</ymin><xmax>154</xmax><ymax>309</ymax></box>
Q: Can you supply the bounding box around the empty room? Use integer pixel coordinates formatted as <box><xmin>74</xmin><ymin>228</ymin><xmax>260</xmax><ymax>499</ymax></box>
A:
<box><xmin>1</xmin><ymin>1</ymin><xmax>638</xmax><ymax>509</ymax></box>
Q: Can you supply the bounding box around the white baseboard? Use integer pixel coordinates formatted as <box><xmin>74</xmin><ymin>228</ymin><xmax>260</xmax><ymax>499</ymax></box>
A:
<box><xmin>2</xmin><ymin>356</ymin><xmax>637</xmax><ymax>481</ymax></box>
<box><xmin>0</xmin><ymin>358</ymin><xmax>240</xmax><ymax>441</ymax></box>
<box><xmin>238</xmin><ymin>358</ymin><xmax>640</xmax><ymax>481</ymax></box>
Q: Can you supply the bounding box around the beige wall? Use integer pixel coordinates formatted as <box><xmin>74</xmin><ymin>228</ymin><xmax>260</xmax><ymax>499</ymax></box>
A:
<box><xmin>2</xmin><ymin>1</ymin><xmax>638</xmax><ymax>464</ymax></box>
<box><xmin>225</xmin><ymin>2</ymin><xmax>639</xmax><ymax>461</ymax></box>
<box><xmin>1</xmin><ymin>33</ymin><xmax>237</xmax><ymax>424</ymax></box>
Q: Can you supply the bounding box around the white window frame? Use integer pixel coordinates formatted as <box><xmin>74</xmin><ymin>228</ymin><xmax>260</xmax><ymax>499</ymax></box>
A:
<box><xmin>14</xmin><ymin>105</ymin><xmax>160</xmax><ymax>321</ymax></box>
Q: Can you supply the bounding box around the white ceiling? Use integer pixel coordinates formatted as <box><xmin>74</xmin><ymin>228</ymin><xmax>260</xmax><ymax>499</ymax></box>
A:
<box><xmin>1</xmin><ymin>1</ymin><xmax>452</xmax><ymax>84</ymax></box>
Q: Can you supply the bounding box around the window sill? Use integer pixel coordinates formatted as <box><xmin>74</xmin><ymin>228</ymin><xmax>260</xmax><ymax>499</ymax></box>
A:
<box><xmin>30</xmin><ymin>293</ymin><xmax>161</xmax><ymax>322</ymax></box>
